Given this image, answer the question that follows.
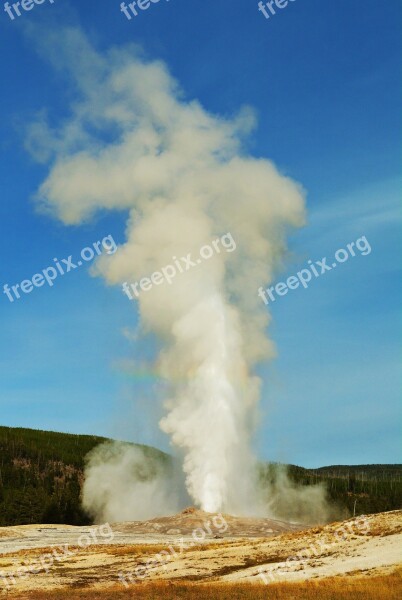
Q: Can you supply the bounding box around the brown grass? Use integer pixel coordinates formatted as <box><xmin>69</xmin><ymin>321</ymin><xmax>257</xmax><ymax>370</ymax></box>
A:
<box><xmin>1</xmin><ymin>541</ymin><xmax>232</xmax><ymax>562</ymax></box>
<box><xmin>103</xmin><ymin>542</ymin><xmax>223</xmax><ymax>557</ymax></box>
<box><xmin>10</xmin><ymin>570</ymin><xmax>402</xmax><ymax>599</ymax></box>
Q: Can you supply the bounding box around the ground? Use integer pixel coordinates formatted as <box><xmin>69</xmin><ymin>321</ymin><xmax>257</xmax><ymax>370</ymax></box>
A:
<box><xmin>0</xmin><ymin>509</ymin><xmax>401</xmax><ymax>598</ymax></box>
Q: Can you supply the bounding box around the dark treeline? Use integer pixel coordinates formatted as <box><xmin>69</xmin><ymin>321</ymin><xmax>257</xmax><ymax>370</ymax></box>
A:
<box><xmin>0</xmin><ymin>426</ymin><xmax>168</xmax><ymax>526</ymax></box>
<box><xmin>261</xmin><ymin>463</ymin><xmax>402</xmax><ymax>517</ymax></box>
<box><xmin>0</xmin><ymin>426</ymin><xmax>401</xmax><ymax>526</ymax></box>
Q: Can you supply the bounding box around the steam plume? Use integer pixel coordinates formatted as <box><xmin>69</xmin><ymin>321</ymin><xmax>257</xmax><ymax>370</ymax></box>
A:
<box><xmin>28</xmin><ymin>28</ymin><xmax>307</xmax><ymax>517</ymax></box>
<box><xmin>82</xmin><ymin>443</ymin><xmax>181</xmax><ymax>523</ymax></box>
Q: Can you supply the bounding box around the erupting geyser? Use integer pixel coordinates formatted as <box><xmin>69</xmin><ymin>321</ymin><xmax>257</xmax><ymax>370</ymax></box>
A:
<box><xmin>31</xmin><ymin>27</ymin><xmax>306</xmax><ymax>518</ymax></box>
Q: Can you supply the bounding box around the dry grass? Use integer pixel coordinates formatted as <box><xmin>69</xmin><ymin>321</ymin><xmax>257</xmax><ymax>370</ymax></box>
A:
<box><xmin>10</xmin><ymin>570</ymin><xmax>402</xmax><ymax>599</ymax></box>
<box><xmin>104</xmin><ymin>541</ymin><xmax>224</xmax><ymax>557</ymax></box>
<box><xmin>1</xmin><ymin>541</ymin><xmax>231</xmax><ymax>562</ymax></box>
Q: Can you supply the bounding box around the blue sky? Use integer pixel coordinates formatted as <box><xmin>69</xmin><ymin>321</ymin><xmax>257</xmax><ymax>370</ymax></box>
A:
<box><xmin>0</xmin><ymin>0</ymin><xmax>400</xmax><ymax>468</ymax></box>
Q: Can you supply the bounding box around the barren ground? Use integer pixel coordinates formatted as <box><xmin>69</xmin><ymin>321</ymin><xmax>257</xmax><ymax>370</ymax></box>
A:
<box><xmin>0</xmin><ymin>509</ymin><xmax>401</xmax><ymax>596</ymax></box>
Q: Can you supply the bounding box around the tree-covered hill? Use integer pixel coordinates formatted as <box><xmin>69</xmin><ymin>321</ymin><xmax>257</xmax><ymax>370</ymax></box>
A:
<box><xmin>0</xmin><ymin>425</ymin><xmax>169</xmax><ymax>526</ymax></box>
<box><xmin>260</xmin><ymin>463</ymin><xmax>402</xmax><ymax>519</ymax></box>
<box><xmin>0</xmin><ymin>425</ymin><xmax>401</xmax><ymax>527</ymax></box>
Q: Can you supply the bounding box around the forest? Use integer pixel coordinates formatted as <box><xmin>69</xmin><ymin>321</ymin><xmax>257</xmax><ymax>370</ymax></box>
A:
<box><xmin>0</xmin><ymin>425</ymin><xmax>400</xmax><ymax>526</ymax></box>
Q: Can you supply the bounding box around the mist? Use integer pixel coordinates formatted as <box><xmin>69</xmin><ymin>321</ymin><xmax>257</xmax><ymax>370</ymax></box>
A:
<box><xmin>82</xmin><ymin>442</ymin><xmax>182</xmax><ymax>523</ymax></box>
<box><xmin>28</xmin><ymin>27</ymin><xmax>332</xmax><ymax>521</ymax></box>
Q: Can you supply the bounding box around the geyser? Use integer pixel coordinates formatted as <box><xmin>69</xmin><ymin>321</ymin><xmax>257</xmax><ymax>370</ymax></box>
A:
<box><xmin>29</xmin><ymin>27</ymin><xmax>307</xmax><ymax>518</ymax></box>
